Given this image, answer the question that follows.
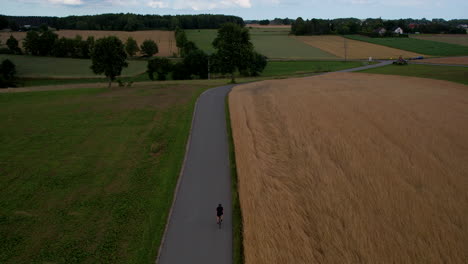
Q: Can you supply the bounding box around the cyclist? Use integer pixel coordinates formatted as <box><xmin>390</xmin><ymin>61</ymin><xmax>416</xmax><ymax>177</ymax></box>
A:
<box><xmin>216</xmin><ymin>204</ymin><xmax>224</xmax><ymax>225</ymax></box>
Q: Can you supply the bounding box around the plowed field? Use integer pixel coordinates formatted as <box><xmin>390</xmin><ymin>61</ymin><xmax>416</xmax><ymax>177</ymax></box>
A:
<box><xmin>295</xmin><ymin>35</ymin><xmax>423</xmax><ymax>59</ymax></box>
<box><xmin>0</xmin><ymin>30</ymin><xmax>176</xmax><ymax>56</ymax></box>
<box><xmin>229</xmin><ymin>73</ymin><xmax>468</xmax><ymax>264</ymax></box>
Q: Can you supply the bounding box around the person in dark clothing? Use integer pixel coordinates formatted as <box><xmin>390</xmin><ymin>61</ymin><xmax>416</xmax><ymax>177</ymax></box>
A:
<box><xmin>216</xmin><ymin>204</ymin><xmax>224</xmax><ymax>224</ymax></box>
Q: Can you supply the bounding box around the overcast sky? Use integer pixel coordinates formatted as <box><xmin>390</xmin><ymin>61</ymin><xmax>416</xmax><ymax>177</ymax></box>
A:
<box><xmin>2</xmin><ymin>0</ymin><xmax>467</xmax><ymax>20</ymax></box>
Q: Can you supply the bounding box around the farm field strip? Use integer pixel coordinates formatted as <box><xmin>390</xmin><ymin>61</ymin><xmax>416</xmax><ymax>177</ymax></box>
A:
<box><xmin>359</xmin><ymin>64</ymin><xmax>468</xmax><ymax>85</ymax></box>
<box><xmin>414</xmin><ymin>56</ymin><xmax>468</xmax><ymax>66</ymax></box>
<box><xmin>294</xmin><ymin>35</ymin><xmax>423</xmax><ymax>59</ymax></box>
<box><xmin>0</xmin><ymin>30</ymin><xmax>177</xmax><ymax>56</ymax></box>
<box><xmin>411</xmin><ymin>34</ymin><xmax>468</xmax><ymax>46</ymax></box>
<box><xmin>229</xmin><ymin>73</ymin><xmax>468</xmax><ymax>263</ymax></box>
<box><xmin>186</xmin><ymin>29</ymin><xmax>337</xmax><ymax>59</ymax></box>
<box><xmin>0</xmin><ymin>54</ymin><xmax>147</xmax><ymax>78</ymax></box>
<box><xmin>345</xmin><ymin>35</ymin><xmax>468</xmax><ymax>56</ymax></box>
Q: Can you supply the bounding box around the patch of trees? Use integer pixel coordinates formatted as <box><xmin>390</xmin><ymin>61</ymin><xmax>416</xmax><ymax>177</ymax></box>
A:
<box><xmin>291</xmin><ymin>17</ymin><xmax>467</xmax><ymax>35</ymax></box>
<box><xmin>246</xmin><ymin>18</ymin><xmax>293</xmax><ymax>25</ymax></box>
<box><xmin>4</xmin><ymin>14</ymin><xmax>244</xmax><ymax>31</ymax></box>
<box><xmin>0</xmin><ymin>59</ymin><xmax>17</xmax><ymax>88</ymax></box>
<box><xmin>21</xmin><ymin>30</ymin><xmax>95</xmax><ymax>58</ymax></box>
<box><xmin>148</xmin><ymin>24</ymin><xmax>267</xmax><ymax>82</ymax></box>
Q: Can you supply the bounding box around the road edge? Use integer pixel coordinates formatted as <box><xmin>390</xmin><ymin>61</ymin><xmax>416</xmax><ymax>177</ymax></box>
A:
<box><xmin>154</xmin><ymin>88</ymin><xmax>212</xmax><ymax>264</ymax></box>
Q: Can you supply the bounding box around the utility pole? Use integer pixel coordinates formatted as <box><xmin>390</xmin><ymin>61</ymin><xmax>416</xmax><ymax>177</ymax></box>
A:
<box><xmin>208</xmin><ymin>56</ymin><xmax>210</xmax><ymax>80</ymax></box>
<box><xmin>344</xmin><ymin>36</ymin><xmax>348</xmax><ymax>62</ymax></box>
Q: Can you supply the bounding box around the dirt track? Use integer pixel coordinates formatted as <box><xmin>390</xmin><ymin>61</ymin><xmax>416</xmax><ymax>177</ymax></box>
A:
<box><xmin>229</xmin><ymin>73</ymin><xmax>468</xmax><ymax>263</ymax></box>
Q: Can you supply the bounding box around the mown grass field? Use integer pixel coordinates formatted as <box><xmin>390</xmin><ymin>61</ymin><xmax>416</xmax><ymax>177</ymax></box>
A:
<box><xmin>359</xmin><ymin>64</ymin><xmax>468</xmax><ymax>85</ymax></box>
<box><xmin>229</xmin><ymin>73</ymin><xmax>468</xmax><ymax>263</ymax></box>
<box><xmin>0</xmin><ymin>30</ymin><xmax>177</xmax><ymax>56</ymax></box>
<box><xmin>345</xmin><ymin>35</ymin><xmax>468</xmax><ymax>56</ymax></box>
<box><xmin>411</xmin><ymin>34</ymin><xmax>468</xmax><ymax>47</ymax></box>
<box><xmin>186</xmin><ymin>28</ymin><xmax>337</xmax><ymax>59</ymax></box>
<box><xmin>0</xmin><ymin>81</ymin><xmax>223</xmax><ymax>263</ymax></box>
<box><xmin>0</xmin><ymin>54</ymin><xmax>148</xmax><ymax>78</ymax></box>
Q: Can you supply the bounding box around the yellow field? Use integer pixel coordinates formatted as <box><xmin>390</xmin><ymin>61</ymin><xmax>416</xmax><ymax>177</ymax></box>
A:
<box><xmin>0</xmin><ymin>30</ymin><xmax>176</xmax><ymax>56</ymax></box>
<box><xmin>294</xmin><ymin>35</ymin><xmax>423</xmax><ymax>59</ymax></box>
<box><xmin>229</xmin><ymin>73</ymin><xmax>468</xmax><ymax>263</ymax></box>
<box><xmin>411</xmin><ymin>34</ymin><xmax>468</xmax><ymax>46</ymax></box>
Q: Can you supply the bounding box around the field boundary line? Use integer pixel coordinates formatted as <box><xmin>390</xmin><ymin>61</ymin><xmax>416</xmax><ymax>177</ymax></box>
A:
<box><xmin>155</xmin><ymin>87</ymin><xmax>215</xmax><ymax>264</ymax></box>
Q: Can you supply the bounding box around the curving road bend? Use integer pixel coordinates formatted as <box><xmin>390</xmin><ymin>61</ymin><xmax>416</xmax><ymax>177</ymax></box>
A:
<box><xmin>157</xmin><ymin>85</ymin><xmax>235</xmax><ymax>264</ymax></box>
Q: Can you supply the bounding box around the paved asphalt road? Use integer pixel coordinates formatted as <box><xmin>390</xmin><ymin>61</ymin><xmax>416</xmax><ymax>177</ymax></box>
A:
<box><xmin>157</xmin><ymin>61</ymin><xmax>393</xmax><ymax>264</ymax></box>
<box><xmin>158</xmin><ymin>85</ymin><xmax>234</xmax><ymax>264</ymax></box>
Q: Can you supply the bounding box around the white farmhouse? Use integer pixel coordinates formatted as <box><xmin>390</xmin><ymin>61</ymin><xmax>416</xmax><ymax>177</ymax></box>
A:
<box><xmin>393</xmin><ymin>27</ymin><xmax>404</xmax><ymax>34</ymax></box>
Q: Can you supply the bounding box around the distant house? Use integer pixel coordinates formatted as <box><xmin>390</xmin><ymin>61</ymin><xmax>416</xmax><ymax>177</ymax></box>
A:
<box><xmin>408</xmin><ymin>23</ymin><xmax>417</xmax><ymax>30</ymax></box>
<box><xmin>393</xmin><ymin>27</ymin><xmax>404</xmax><ymax>34</ymax></box>
<box><xmin>374</xmin><ymin>27</ymin><xmax>387</xmax><ymax>36</ymax></box>
<box><xmin>458</xmin><ymin>24</ymin><xmax>468</xmax><ymax>33</ymax></box>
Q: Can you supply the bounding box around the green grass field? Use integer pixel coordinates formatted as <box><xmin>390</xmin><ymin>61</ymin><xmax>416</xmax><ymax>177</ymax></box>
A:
<box><xmin>0</xmin><ymin>55</ymin><xmax>148</xmax><ymax>78</ymax></box>
<box><xmin>359</xmin><ymin>64</ymin><xmax>468</xmax><ymax>85</ymax></box>
<box><xmin>345</xmin><ymin>35</ymin><xmax>468</xmax><ymax>56</ymax></box>
<box><xmin>0</xmin><ymin>81</ymin><xmax>223</xmax><ymax>263</ymax></box>
<box><xmin>187</xmin><ymin>28</ymin><xmax>337</xmax><ymax>59</ymax></box>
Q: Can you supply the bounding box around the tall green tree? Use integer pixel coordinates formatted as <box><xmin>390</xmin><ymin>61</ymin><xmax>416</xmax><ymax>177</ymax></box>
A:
<box><xmin>125</xmin><ymin>37</ymin><xmax>139</xmax><ymax>57</ymax></box>
<box><xmin>90</xmin><ymin>36</ymin><xmax>128</xmax><ymax>88</ymax></box>
<box><xmin>6</xmin><ymin>35</ymin><xmax>21</xmax><ymax>54</ymax></box>
<box><xmin>38</xmin><ymin>30</ymin><xmax>58</xmax><ymax>56</ymax></box>
<box><xmin>23</xmin><ymin>31</ymin><xmax>40</xmax><ymax>55</ymax></box>
<box><xmin>140</xmin><ymin>39</ymin><xmax>158</xmax><ymax>57</ymax></box>
<box><xmin>212</xmin><ymin>23</ymin><xmax>254</xmax><ymax>83</ymax></box>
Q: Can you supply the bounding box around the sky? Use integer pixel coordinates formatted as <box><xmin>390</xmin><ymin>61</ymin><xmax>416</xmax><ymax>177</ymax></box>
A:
<box><xmin>1</xmin><ymin>0</ymin><xmax>467</xmax><ymax>20</ymax></box>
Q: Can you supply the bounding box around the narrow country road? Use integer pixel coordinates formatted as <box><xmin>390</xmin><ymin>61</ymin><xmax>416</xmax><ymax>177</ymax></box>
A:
<box><xmin>157</xmin><ymin>85</ymin><xmax>235</xmax><ymax>264</ymax></box>
<box><xmin>156</xmin><ymin>61</ymin><xmax>392</xmax><ymax>264</ymax></box>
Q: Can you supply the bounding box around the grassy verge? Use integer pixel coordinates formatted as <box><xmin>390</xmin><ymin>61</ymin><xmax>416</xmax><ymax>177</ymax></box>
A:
<box><xmin>345</xmin><ymin>35</ymin><xmax>468</xmax><ymax>56</ymax></box>
<box><xmin>225</xmin><ymin>94</ymin><xmax>244</xmax><ymax>264</ymax></box>
<box><xmin>358</xmin><ymin>64</ymin><xmax>468</xmax><ymax>85</ymax></box>
<box><xmin>11</xmin><ymin>61</ymin><xmax>366</xmax><ymax>87</ymax></box>
<box><xmin>0</xmin><ymin>54</ymin><xmax>148</xmax><ymax>77</ymax></box>
<box><xmin>0</xmin><ymin>83</ymin><xmax>218</xmax><ymax>263</ymax></box>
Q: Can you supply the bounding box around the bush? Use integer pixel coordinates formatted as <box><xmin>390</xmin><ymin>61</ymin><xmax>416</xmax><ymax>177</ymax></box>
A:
<box><xmin>0</xmin><ymin>48</ymin><xmax>13</xmax><ymax>54</ymax></box>
<box><xmin>0</xmin><ymin>59</ymin><xmax>17</xmax><ymax>88</ymax></box>
<box><xmin>147</xmin><ymin>57</ymin><xmax>172</xmax><ymax>80</ymax></box>
<box><xmin>6</xmin><ymin>35</ymin><xmax>22</xmax><ymax>54</ymax></box>
<box><xmin>171</xmin><ymin>62</ymin><xmax>191</xmax><ymax>80</ymax></box>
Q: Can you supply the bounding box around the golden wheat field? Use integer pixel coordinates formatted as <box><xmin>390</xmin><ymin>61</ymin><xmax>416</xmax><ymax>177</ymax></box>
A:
<box><xmin>229</xmin><ymin>73</ymin><xmax>468</xmax><ymax>264</ymax></box>
<box><xmin>417</xmin><ymin>56</ymin><xmax>468</xmax><ymax>65</ymax></box>
<box><xmin>294</xmin><ymin>35</ymin><xmax>423</xmax><ymax>59</ymax></box>
<box><xmin>0</xmin><ymin>30</ymin><xmax>176</xmax><ymax>56</ymax></box>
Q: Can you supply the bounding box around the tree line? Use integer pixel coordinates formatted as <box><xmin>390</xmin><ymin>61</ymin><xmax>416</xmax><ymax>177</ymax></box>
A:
<box><xmin>0</xmin><ymin>14</ymin><xmax>244</xmax><ymax>31</ymax></box>
<box><xmin>291</xmin><ymin>17</ymin><xmax>468</xmax><ymax>35</ymax></box>
<box><xmin>2</xmin><ymin>28</ymin><xmax>161</xmax><ymax>59</ymax></box>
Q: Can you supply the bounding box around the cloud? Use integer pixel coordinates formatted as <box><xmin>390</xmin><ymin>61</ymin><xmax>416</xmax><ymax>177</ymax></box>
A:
<box><xmin>147</xmin><ymin>0</ymin><xmax>168</xmax><ymax>8</ymax></box>
<box><xmin>48</xmin><ymin>0</ymin><xmax>83</xmax><ymax>5</ymax></box>
<box><xmin>144</xmin><ymin>0</ymin><xmax>253</xmax><ymax>10</ymax></box>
